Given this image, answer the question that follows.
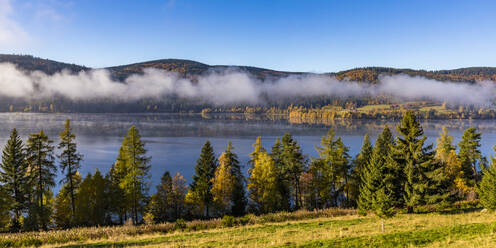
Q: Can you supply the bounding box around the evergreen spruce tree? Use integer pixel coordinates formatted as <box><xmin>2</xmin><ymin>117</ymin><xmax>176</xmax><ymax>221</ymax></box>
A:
<box><xmin>393</xmin><ymin>111</ymin><xmax>436</xmax><ymax>213</ymax></box>
<box><xmin>336</xmin><ymin>136</ymin><xmax>352</xmax><ymax>206</ymax></box>
<box><xmin>57</xmin><ymin>119</ymin><xmax>83</xmax><ymax>225</ymax></box>
<box><xmin>188</xmin><ymin>140</ymin><xmax>217</xmax><ymax>217</ymax></box>
<box><xmin>0</xmin><ymin>128</ymin><xmax>28</xmax><ymax>231</ymax></box>
<box><xmin>419</xmin><ymin>158</ymin><xmax>453</xmax><ymax>206</ymax></box>
<box><xmin>307</xmin><ymin>159</ymin><xmax>324</xmax><ymax>209</ymax></box>
<box><xmin>347</xmin><ymin>134</ymin><xmax>373</xmax><ymax>208</ymax></box>
<box><xmin>351</xmin><ymin>134</ymin><xmax>373</xmax><ymax>205</ymax></box>
<box><xmin>281</xmin><ymin>133</ymin><xmax>307</xmax><ymax>210</ymax></box>
<box><xmin>270</xmin><ymin>137</ymin><xmax>282</xmax><ymax>166</ymax></box>
<box><xmin>356</xmin><ymin>134</ymin><xmax>373</xmax><ymax>179</ymax></box>
<box><xmin>224</xmin><ymin>142</ymin><xmax>247</xmax><ymax>216</ymax></box>
<box><xmin>311</xmin><ymin>129</ymin><xmax>351</xmax><ymax>208</ymax></box>
<box><xmin>458</xmin><ymin>127</ymin><xmax>483</xmax><ymax>187</ymax></box>
<box><xmin>270</xmin><ymin>137</ymin><xmax>291</xmax><ymax>211</ymax></box>
<box><xmin>25</xmin><ymin>130</ymin><xmax>56</xmax><ymax>230</ymax></box>
<box><xmin>149</xmin><ymin>171</ymin><xmax>188</xmax><ymax>222</ymax></box>
<box><xmin>372</xmin><ymin>186</ymin><xmax>395</xmax><ymax>233</ymax></box>
<box><xmin>478</xmin><ymin>146</ymin><xmax>496</xmax><ymax>210</ymax></box>
<box><xmin>0</xmin><ymin>186</ymin><xmax>11</xmax><ymax>231</ymax></box>
<box><xmin>150</xmin><ymin>171</ymin><xmax>173</xmax><ymax>222</ymax></box>
<box><xmin>358</xmin><ymin>127</ymin><xmax>395</xmax><ymax>214</ymax></box>
<box><xmin>380</xmin><ymin>129</ymin><xmax>405</xmax><ymax>208</ymax></box>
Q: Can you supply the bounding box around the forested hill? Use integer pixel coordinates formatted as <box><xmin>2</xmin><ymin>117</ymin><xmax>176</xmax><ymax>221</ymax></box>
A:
<box><xmin>2</xmin><ymin>54</ymin><xmax>496</xmax><ymax>83</ymax></box>
<box><xmin>0</xmin><ymin>54</ymin><xmax>89</xmax><ymax>74</ymax></box>
<box><xmin>2</xmin><ymin>54</ymin><xmax>496</xmax><ymax>115</ymax></box>
<box><xmin>332</xmin><ymin>67</ymin><xmax>496</xmax><ymax>83</ymax></box>
<box><xmin>106</xmin><ymin>59</ymin><xmax>303</xmax><ymax>81</ymax></box>
<box><xmin>0</xmin><ymin>55</ymin><xmax>302</xmax><ymax>81</ymax></box>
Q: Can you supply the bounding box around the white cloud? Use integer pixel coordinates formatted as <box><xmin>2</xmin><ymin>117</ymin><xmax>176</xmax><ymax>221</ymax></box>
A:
<box><xmin>0</xmin><ymin>0</ymin><xmax>29</xmax><ymax>47</ymax></box>
<box><xmin>0</xmin><ymin>62</ymin><xmax>494</xmax><ymax>106</ymax></box>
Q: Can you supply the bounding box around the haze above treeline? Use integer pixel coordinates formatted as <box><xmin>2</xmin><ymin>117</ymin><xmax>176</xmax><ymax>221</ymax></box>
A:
<box><xmin>1</xmin><ymin>54</ymin><xmax>496</xmax><ymax>113</ymax></box>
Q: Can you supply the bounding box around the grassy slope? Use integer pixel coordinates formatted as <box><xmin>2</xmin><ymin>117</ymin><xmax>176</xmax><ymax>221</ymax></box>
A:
<box><xmin>42</xmin><ymin>211</ymin><xmax>496</xmax><ymax>248</ymax></box>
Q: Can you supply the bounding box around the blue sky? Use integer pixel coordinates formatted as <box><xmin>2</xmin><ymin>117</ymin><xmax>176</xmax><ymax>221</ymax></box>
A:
<box><xmin>1</xmin><ymin>0</ymin><xmax>496</xmax><ymax>72</ymax></box>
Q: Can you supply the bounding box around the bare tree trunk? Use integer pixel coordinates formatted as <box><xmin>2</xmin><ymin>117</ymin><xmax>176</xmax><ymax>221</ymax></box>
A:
<box><xmin>407</xmin><ymin>206</ymin><xmax>413</xmax><ymax>213</ymax></box>
<box><xmin>206</xmin><ymin>203</ymin><xmax>209</xmax><ymax>218</ymax></box>
<box><xmin>294</xmin><ymin>177</ymin><xmax>300</xmax><ymax>210</ymax></box>
<box><xmin>381</xmin><ymin>219</ymin><xmax>385</xmax><ymax>233</ymax></box>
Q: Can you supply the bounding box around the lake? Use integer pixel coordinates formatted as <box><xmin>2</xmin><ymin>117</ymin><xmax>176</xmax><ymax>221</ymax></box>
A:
<box><xmin>0</xmin><ymin>113</ymin><xmax>495</xmax><ymax>192</ymax></box>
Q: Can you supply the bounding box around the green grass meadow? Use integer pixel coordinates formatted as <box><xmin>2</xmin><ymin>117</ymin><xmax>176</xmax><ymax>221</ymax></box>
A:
<box><xmin>2</xmin><ymin>209</ymin><xmax>495</xmax><ymax>248</ymax></box>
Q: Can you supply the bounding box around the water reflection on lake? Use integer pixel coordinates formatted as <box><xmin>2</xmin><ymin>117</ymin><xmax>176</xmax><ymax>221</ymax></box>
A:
<box><xmin>0</xmin><ymin>113</ymin><xmax>495</xmax><ymax>192</ymax></box>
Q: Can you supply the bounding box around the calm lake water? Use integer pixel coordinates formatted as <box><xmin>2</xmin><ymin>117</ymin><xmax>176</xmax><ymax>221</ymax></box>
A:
<box><xmin>1</xmin><ymin>113</ymin><xmax>496</xmax><ymax>192</ymax></box>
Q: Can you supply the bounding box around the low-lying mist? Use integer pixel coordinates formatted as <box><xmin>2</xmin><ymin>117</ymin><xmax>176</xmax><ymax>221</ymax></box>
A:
<box><xmin>0</xmin><ymin>62</ymin><xmax>494</xmax><ymax>106</ymax></box>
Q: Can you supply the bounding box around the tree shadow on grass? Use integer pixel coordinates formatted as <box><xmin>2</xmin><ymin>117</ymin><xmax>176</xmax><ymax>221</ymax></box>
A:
<box><xmin>53</xmin><ymin>237</ymin><xmax>169</xmax><ymax>248</ymax></box>
<box><xmin>289</xmin><ymin>222</ymin><xmax>496</xmax><ymax>248</ymax></box>
<box><xmin>413</xmin><ymin>207</ymin><xmax>482</xmax><ymax>215</ymax></box>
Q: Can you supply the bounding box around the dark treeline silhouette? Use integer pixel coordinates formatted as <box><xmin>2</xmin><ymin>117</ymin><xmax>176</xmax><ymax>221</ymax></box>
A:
<box><xmin>1</xmin><ymin>111</ymin><xmax>496</xmax><ymax>232</ymax></box>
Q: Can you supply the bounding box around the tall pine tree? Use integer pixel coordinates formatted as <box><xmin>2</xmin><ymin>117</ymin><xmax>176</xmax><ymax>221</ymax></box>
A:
<box><xmin>188</xmin><ymin>140</ymin><xmax>217</xmax><ymax>217</ymax></box>
<box><xmin>149</xmin><ymin>171</ymin><xmax>188</xmax><ymax>222</ymax></box>
<box><xmin>149</xmin><ymin>171</ymin><xmax>174</xmax><ymax>222</ymax></box>
<box><xmin>270</xmin><ymin>137</ymin><xmax>291</xmax><ymax>211</ymax></box>
<box><xmin>393</xmin><ymin>111</ymin><xmax>437</xmax><ymax>213</ymax></box>
<box><xmin>358</xmin><ymin>127</ymin><xmax>395</xmax><ymax>214</ymax></box>
<box><xmin>310</xmin><ymin>129</ymin><xmax>351</xmax><ymax>208</ymax></box>
<box><xmin>372</xmin><ymin>186</ymin><xmax>395</xmax><ymax>233</ymax></box>
<box><xmin>351</xmin><ymin>134</ymin><xmax>373</xmax><ymax>205</ymax></box>
<box><xmin>281</xmin><ymin>133</ymin><xmax>306</xmax><ymax>210</ymax></box>
<box><xmin>57</xmin><ymin>119</ymin><xmax>83</xmax><ymax>225</ymax></box>
<box><xmin>478</xmin><ymin>146</ymin><xmax>496</xmax><ymax>210</ymax></box>
<box><xmin>25</xmin><ymin>130</ymin><xmax>56</xmax><ymax>230</ymax></box>
<box><xmin>0</xmin><ymin>128</ymin><xmax>28</xmax><ymax>231</ymax></box>
<box><xmin>458</xmin><ymin>127</ymin><xmax>483</xmax><ymax>188</ymax></box>
<box><xmin>0</xmin><ymin>185</ymin><xmax>11</xmax><ymax>231</ymax></box>
<box><xmin>224</xmin><ymin>142</ymin><xmax>247</xmax><ymax>216</ymax></box>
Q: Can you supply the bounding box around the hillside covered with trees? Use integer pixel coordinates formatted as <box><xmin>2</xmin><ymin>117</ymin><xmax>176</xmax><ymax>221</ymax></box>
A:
<box><xmin>4</xmin><ymin>55</ymin><xmax>496</xmax><ymax>83</ymax></box>
<box><xmin>333</xmin><ymin>67</ymin><xmax>496</xmax><ymax>83</ymax></box>
<box><xmin>1</xmin><ymin>55</ymin><xmax>496</xmax><ymax>117</ymax></box>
